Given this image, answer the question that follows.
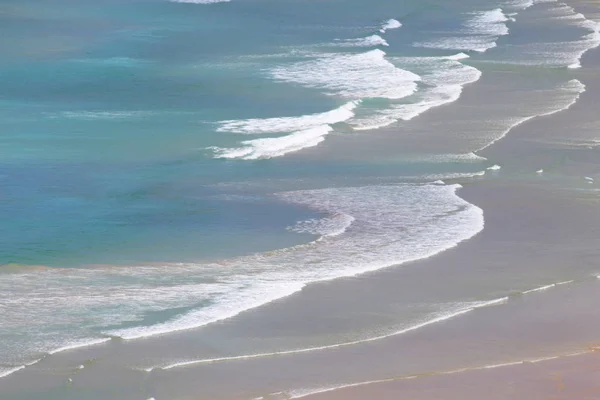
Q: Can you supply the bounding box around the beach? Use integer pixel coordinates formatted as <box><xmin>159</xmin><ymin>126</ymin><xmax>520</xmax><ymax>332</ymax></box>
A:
<box><xmin>1</xmin><ymin>0</ymin><xmax>600</xmax><ymax>398</ymax></box>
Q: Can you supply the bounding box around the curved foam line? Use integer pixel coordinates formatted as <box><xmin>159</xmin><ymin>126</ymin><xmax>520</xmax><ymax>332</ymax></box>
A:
<box><xmin>522</xmin><ymin>284</ymin><xmax>556</xmax><ymax>294</ymax></box>
<box><xmin>0</xmin><ymin>366</ymin><xmax>25</xmax><ymax>379</ymax></box>
<box><xmin>152</xmin><ymin>297</ymin><xmax>508</xmax><ymax>371</ymax></box>
<box><xmin>476</xmin><ymin>79</ymin><xmax>585</xmax><ymax>152</ymax></box>
<box><xmin>288</xmin><ymin>350</ymin><xmax>591</xmax><ymax>399</ymax></box>
<box><xmin>47</xmin><ymin>338</ymin><xmax>111</xmax><ymax>355</ymax></box>
<box><xmin>0</xmin><ymin>359</ymin><xmax>42</xmax><ymax>380</ymax></box>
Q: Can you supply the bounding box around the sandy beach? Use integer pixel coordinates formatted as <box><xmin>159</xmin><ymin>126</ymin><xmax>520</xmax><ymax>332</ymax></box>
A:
<box><xmin>2</xmin><ymin>76</ymin><xmax>600</xmax><ymax>399</ymax></box>
<box><xmin>1</xmin><ymin>1</ymin><xmax>600</xmax><ymax>399</ymax></box>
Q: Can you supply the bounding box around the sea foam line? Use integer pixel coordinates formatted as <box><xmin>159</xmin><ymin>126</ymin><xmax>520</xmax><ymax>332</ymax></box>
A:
<box><xmin>414</xmin><ymin>8</ymin><xmax>510</xmax><ymax>53</ymax></box>
<box><xmin>521</xmin><ymin>280</ymin><xmax>574</xmax><ymax>295</ymax></box>
<box><xmin>476</xmin><ymin>79</ymin><xmax>585</xmax><ymax>151</ymax></box>
<box><xmin>331</xmin><ymin>35</ymin><xmax>389</xmax><ymax>48</ymax></box>
<box><xmin>217</xmin><ymin>101</ymin><xmax>360</xmax><ymax>134</ymax></box>
<box><xmin>151</xmin><ymin>297</ymin><xmax>507</xmax><ymax>371</ymax></box>
<box><xmin>151</xmin><ymin>274</ymin><xmax>580</xmax><ymax>372</ymax></box>
<box><xmin>0</xmin><ymin>336</ymin><xmax>115</xmax><ymax>379</ymax></box>
<box><xmin>0</xmin><ymin>366</ymin><xmax>25</xmax><ymax>379</ymax></box>
<box><xmin>209</xmin><ymin>125</ymin><xmax>333</xmax><ymax>159</ymax></box>
<box><xmin>0</xmin><ymin>359</ymin><xmax>42</xmax><ymax>380</ymax></box>
<box><xmin>5</xmin><ymin>184</ymin><xmax>485</xmax><ymax>362</ymax></box>
<box><xmin>47</xmin><ymin>338</ymin><xmax>112</xmax><ymax>355</ymax></box>
<box><xmin>287</xmin><ymin>350</ymin><xmax>591</xmax><ymax>399</ymax></box>
<box><xmin>349</xmin><ymin>53</ymin><xmax>482</xmax><ymax>131</ymax></box>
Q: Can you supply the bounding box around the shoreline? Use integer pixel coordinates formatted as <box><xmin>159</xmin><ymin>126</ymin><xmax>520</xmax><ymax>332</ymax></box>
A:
<box><xmin>298</xmin><ymin>349</ymin><xmax>600</xmax><ymax>400</ymax></box>
<box><xmin>1</xmin><ymin>1</ymin><xmax>600</xmax><ymax>399</ymax></box>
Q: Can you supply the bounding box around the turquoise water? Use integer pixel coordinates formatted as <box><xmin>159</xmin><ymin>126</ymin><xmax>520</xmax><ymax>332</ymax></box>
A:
<box><xmin>1</xmin><ymin>0</ymin><xmax>598</xmax><ymax>380</ymax></box>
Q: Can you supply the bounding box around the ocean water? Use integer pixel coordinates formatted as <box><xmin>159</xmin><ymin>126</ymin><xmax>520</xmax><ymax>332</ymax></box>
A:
<box><xmin>1</xmin><ymin>0</ymin><xmax>599</xmax><ymax>383</ymax></box>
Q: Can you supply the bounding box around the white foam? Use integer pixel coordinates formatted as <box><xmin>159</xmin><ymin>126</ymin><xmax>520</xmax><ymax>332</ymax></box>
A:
<box><xmin>350</xmin><ymin>55</ymin><xmax>481</xmax><ymax>130</ymax></box>
<box><xmin>287</xmin><ymin>213</ymin><xmax>355</xmax><ymax>238</ymax></box>
<box><xmin>415</xmin><ymin>8</ymin><xmax>510</xmax><ymax>53</ymax></box>
<box><xmin>445</xmin><ymin>52</ymin><xmax>471</xmax><ymax>60</ymax></box>
<box><xmin>380</xmin><ymin>19</ymin><xmax>402</xmax><ymax>33</ymax></box>
<box><xmin>332</xmin><ymin>35</ymin><xmax>389</xmax><ymax>47</ymax></box>
<box><xmin>556</xmin><ymin>280</ymin><xmax>574</xmax><ymax>285</ymax></box>
<box><xmin>2</xmin><ymin>185</ymin><xmax>484</xmax><ymax>364</ymax></box>
<box><xmin>289</xmin><ymin>349</ymin><xmax>589</xmax><ymax>399</ymax></box>
<box><xmin>270</xmin><ymin>49</ymin><xmax>420</xmax><ymax>100</ymax></box>
<box><xmin>477</xmin><ymin>79</ymin><xmax>586</xmax><ymax>151</ymax></box>
<box><xmin>0</xmin><ymin>359</ymin><xmax>41</xmax><ymax>380</ymax></box>
<box><xmin>47</xmin><ymin>338</ymin><xmax>111</xmax><ymax>355</ymax></box>
<box><xmin>0</xmin><ymin>366</ymin><xmax>25</xmax><ymax>379</ymax></box>
<box><xmin>537</xmin><ymin>169</ymin><xmax>544</xmax><ymax>174</ymax></box>
<box><xmin>522</xmin><ymin>284</ymin><xmax>556</xmax><ymax>294</ymax></box>
<box><xmin>210</xmin><ymin>125</ymin><xmax>332</xmax><ymax>159</ymax></box>
<box><xmin>487</xmin><ymin>164</ymin><xmax>502</xmax><ymax>170</ymax></box>
<box><xmin>217</xmin><ymin>101</ymin><xmax>359</xmax><ymax>134</ymax></box>
<box><xmin>103</xmin><ymin>183</ymin><xmax>483</xmax><ymax>340</ymax></box>
<box><xmin>158</xmin><ymin>297</ymin><xmax>505</xmax><ymax>370</ymax></box>
<box><xmin>423</xmin><ymin>171</ymin><xmax>487</xmax><ymax>180</ymax></box>
<box><xmin>507</xmin><ymin>4</ymin><xmax>600</xmax><ymax>68</ymax></box>
<box><xmin>507</xmin><ymin>0</ymin><xmax>534</xmax><ymax>10</ymax></box>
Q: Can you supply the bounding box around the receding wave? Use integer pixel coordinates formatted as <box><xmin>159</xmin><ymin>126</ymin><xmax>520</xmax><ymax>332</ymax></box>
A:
<box><xmin>350</xmin><ymin>53</ymin><xmax>482</xmax><ymax>130</ymax></box>
<box><xmin>476</xmin><ymin>79</ymin><xmax>586</xmax><ymax>151</ymax></box>
<box><xmin>106</xmin><ymin>184</ymin><xmax>483</xmax><ymax>340</ymax></box>
<box><xmin>520</xmin><ymin>3</ymin><xmax>599</xmax><ymax>69</ymax></box>
<box><xmin>0</xmin><ymin>183</ymin><xmax>484</xmax><ymax>362</ymax></box>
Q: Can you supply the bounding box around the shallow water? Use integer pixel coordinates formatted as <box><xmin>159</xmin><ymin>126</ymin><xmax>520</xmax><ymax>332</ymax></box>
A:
<box><xmin>1</xmin><ymin>0</ymin><xmax>599</xmax><ymax>392</ymax></box>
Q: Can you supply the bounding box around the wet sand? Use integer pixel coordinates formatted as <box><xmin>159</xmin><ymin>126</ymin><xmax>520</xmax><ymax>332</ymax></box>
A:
<box><xmin>1</xmin><ymin>4</ymin><xmax>600</xmax><ymax>400</ymax></box>
<box><xmin>302</xmin><ymin>350</ymin><xmax>600</xmax><ymax>400</ymax></box>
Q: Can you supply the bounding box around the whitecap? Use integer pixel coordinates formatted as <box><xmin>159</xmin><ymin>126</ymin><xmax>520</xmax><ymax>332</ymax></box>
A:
<box><xmin>380</xmin><ymin>19</ymin><xmax>402</xmax><ymax>33</ymax></box>
<box><xmin>269</xmin><ymin>49</ymin><xmax>420</xmax><ymax>100</ymax></box>
<box><xmin>217</xmin><ymin>101</ymin><xmax>360</xmax><ymax>134</ymax></box>
<box><xmin>415</xmin><ymin>8</ymin><xmax>510</xmax><ymax>53</ymax></box>
<box><xmin>331</xmin><ymin>35</ymin><xmax>389</xmax><ymax>48</ymax></box>
<box><xmin>210</xmin><ymin>125</ymin><xmax>332</xmax><ymax>159</ymax></box>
